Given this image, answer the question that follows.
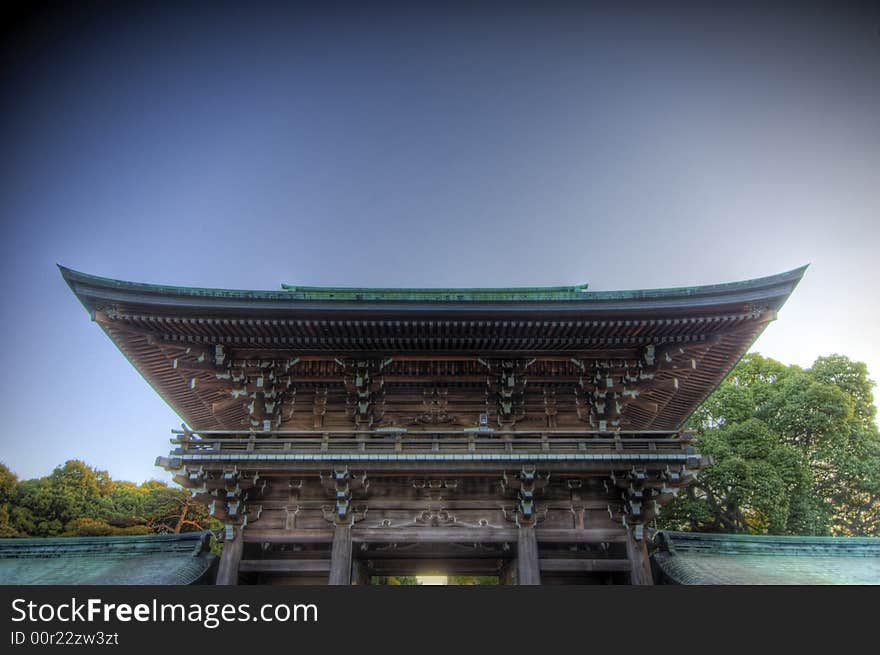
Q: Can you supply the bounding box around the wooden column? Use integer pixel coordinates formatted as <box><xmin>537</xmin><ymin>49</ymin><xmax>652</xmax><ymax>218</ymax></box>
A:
<box><xmin>352</xmin><ymin>559</ymin><xmax>371</xmax><ymax>585</ymax></box>
<box><xmin>216</xmin><ymin>526</ymin><xmax>243</xmax><ymax>585</ymax></box>
<box><xmin>328</xmin><ymin>525</ymin><xmax>353</xmax><ymax>586</ymax></box>
<box><xmin>517</xmin><ymin>524</ymin><xmax>541</xmax><ymax>585</ymax></box>
<box><xmin>625</xmin><ymin>529</ymin><xmax>653</xmax><ymax>585</ymax></box>
<box><xmin>500</xmin><ymin>559</ymin><xmax>518</xmax><ymax>585</ymax></box>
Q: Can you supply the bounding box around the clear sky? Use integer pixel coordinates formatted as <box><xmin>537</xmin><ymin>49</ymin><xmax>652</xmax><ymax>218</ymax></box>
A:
<box><xmin>1</xmin><ymin>3</ymin><xmax>878</xmax><ymax>483</ymax></box>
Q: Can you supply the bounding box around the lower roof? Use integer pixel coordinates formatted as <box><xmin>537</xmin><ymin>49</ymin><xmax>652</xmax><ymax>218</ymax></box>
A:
<box><xmin>0</xmin><ymin>532</ymin><xmax>216</xmax><ymax>585</ymax></box>
<box><xmin>653</xmin><ymin>531</ymin><xmax>880</xmax><ymax>585</ymax></box>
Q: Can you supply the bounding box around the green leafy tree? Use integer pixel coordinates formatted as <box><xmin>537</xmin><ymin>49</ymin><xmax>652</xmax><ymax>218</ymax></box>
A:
<box><xmin>44</xmin><ymin>460</ymin><xmax>112</xmax><ymax>526</ymax></box>
<box><xmin>143</xmin><ymin>485</ymin><xmax>213</xmax><ymax>533</ymax></box>
<box><xmin>660</xmin><ymin>354</ymin><xmax>880</xmax><ymax>536</ymax></box>
<box><xmin>1</xmin><ymin>461</ymin><xmax>217</xmax><ymax>538</ymax></box>
<box><xmin>447</xmin><ymin>576</ymin><xmax>499</xmax><ymax>585</ymax></box>
<box><xmin>0</xmin><ymin>463</ymin><xmax>20</xmax><ymax>537</ymax></box>
<box><xmin>371</xmin><ymin>576</ymin><xmax>422</xmax><ymax>585</ymax></box>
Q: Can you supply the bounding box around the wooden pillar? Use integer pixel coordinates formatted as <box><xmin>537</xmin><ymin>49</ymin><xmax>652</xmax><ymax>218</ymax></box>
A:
<box><xmin>626</xmin><ymin>528</ymin><xmax>653</xmax><ymax>585</ymax></box>
<box><xmin>500</xmin><ymin>559</ymin><xmax>518</xmax><ymax>585</ymax></box>
<box><xmin>516</xmin><ymin>524</ymin><xmax>541</xmax><ymax>585</ymax></box>
<box><xmin>328</xmin><ymin>524</ymin><xmax>353</xmax><ymax>586</ymax></box>
<box><xmin>352</xmin><ymin>559</ymin><xmax>371</xmax><ymax>585</ymax></box>
<box><xmin>216</xmin><ymin>526</ymin><xmax>243</xmax><ymax>585</ymax></box>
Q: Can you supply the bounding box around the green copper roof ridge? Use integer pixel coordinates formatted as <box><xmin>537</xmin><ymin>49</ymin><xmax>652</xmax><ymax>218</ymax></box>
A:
<box><xmin>58</xmin><ymin>263</ymin><xmax>808</xmax><ymax>303</ymax></box>
<box><xmin>281</xmin><ymin>285</ymin><xmax>588</xmax><ymax>291</ymax></box>
<box><xmin>278</xmin><ymin>283</ymin><xmax>590</xmax><ymax>301</ymax></box>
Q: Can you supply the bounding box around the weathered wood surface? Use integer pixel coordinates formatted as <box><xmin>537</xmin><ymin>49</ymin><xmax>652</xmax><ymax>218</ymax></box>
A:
<box><xmin>243</xmin><ymin>529</ymin><xmax>335</xmax><ymax>543</ymax></box>
<box><xmin>239</xmin><ymin>559</ymin><xmax>331</xmax><ymax>573</ymax></box>
<box><xmin>517</xmin><ymin>524</ymin><xmax>541</xmax><ymax>585</ymax></box>
<box><xmin>626</xmin><ymin>529</ymin><xmax>654</xmax><ymax>585</ymax></box>
<box><xmin>242</xmin><ymin>527</ymin><xmax>628</xmax><ymax>544</ymax></box>
<box><xmin>539</xmin><ymin>558</ymin><xmax>631</xmax><ymax>572</ymax></box>
<box><xmin>366</xmin><ymin>559</ymin><xmax>505</xmax><ymax>576</ymax></box>
<box><xmin>328</xmin><ymin>525</ymin><xmax>353</xmax><ymax>585</ymax></box>
<box><xmin>216</xmin><ymin>528</ymin><xmax>243</xmax><ymax>585</ymax></box>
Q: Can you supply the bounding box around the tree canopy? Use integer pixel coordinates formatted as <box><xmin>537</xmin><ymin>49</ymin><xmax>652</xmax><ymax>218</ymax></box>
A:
<box><xmin>0</xmin><ymin>461</ymin><xmax>216</xmax><ymax>538</ymax></box>
<box><xmin>659</xmin><ymin>353</ymin><xmax>880</xmax><ymax>536</ymax></box>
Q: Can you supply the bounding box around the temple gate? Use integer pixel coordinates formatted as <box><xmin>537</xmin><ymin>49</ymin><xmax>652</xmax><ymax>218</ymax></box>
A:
<box><xmin>61</xmin><ymin>266</ymin><xmax>805</xmax><ymax>584</ymax></box>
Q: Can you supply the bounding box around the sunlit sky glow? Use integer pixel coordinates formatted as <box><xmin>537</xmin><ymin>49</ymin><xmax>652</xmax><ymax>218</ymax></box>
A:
<box><xmin>1</xmin><ymin>3</ymin><xmax>878</xmax><ymax>483</ymax></box>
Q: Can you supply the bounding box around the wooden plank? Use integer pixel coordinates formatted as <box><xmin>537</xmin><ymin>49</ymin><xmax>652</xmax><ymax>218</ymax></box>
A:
<box><xmin>517</xmin><ymin>524</ymin><xmax>541</xmax><ymax>585</ymax></box>
<box><xmin>354</xmin><ymin>527</ymin><xmax>627</xmax><ymax>544</ymax></box>
<box><xmin>365</xmin><ymin>559</ymin><xmax>504</xmax><ymax>576</ymax></box>
<box><xmin>539</xmin><ymin>558</ymin><xmax>631</xmax><ymax>573</ymax></box>
<box><xmin>534</xmin><ymin>528</ymin><xmax>628</xmax><ymax>543</ymax></box>
<box><xmin>500</xmin><ymin>559</ymin><xmax>517</xmax><ymax>585</ymax></box>
<box><xmin>215</xmin><ymin>527</ymin><xmax>243</xmax><ymax>585</ymax></box>
<box><xmin>241</xmin><ymin>527</ymin><xmax>627</xmax><ymax>545</ymax></box>
<box><xmin>626</xmin><ymin>528</ymin><xmax>654</xmax><ymax>585</ymax></box>
<box><xmin>352</xmin><ymin>560</ymin><xmax>371</xmax><ymax>585</ymax></box>
<box><xmin>328</xmin><ymin>525</ymin><xmax>353</xmax><ymax>586</ymax></box>
<box><xmin>239</xmin><ymin>559</ymin><xmax>331</xmax><ymax>573</ymax></box>
<box><xmin>243</xmin><ymin>529</ymin><xmax>335</xmax><ymax>544</ymax></box>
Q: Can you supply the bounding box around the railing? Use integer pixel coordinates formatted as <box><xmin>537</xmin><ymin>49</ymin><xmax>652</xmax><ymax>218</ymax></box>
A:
<box><xmin>170</xmin><ymin>429</ymin><xmax>695</xmax><ymax>457</ymax></box>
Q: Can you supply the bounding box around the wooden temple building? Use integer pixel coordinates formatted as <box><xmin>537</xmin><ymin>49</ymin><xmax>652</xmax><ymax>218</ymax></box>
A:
<box><xmin>60</xmin><ymin>265</ymin><xmax>807</xmax><ymax>585</ymax></box>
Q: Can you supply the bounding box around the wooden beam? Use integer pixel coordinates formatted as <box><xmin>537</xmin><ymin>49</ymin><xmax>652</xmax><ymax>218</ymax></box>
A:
<box><xmin>357</xmin><ymin>527</ymin><xmax>627</xmax><ymax>544</ymax></box>
<box><xmin>215</xmin><ymin>527</ymin><xmax>243</xmax><ymax>585</ymax></box>
<box><xmin>240</xmin><ymin>527</ymin><xmax>628</xmax><ymax>545</ymax></box>
<box><xmin>239</xmin><ymin>559</ymin><xmax>330</xmax><ymax>573</ymax></box>
<box><xmin>517</xmin><ymin>524</ymin><xmax>541</xmax><ymax>585</ymax></box>
<box><xmin>626</xmin><ymin>528</ymin><xmax>653</xmax><ymax>585</ymax></box>
<box><xmin>365</xmin><ymin>559</ymin><xmax>504</xmax><ymax>576</ymax></box>
<box><xmin>500</xmin><ymin>559</ymin><xmax>517</xmax><ymax>585</ymax></box>
<box><xmin>243</xmin><ymin>529</ymin><xmax>335</xmax><ymax>544</ymax></box>
<box><xmin>352</xmin><ymin>560</ymin><xmax>371</xmax><ymax>585</ymax></box>
<box><xmin>328</xmin><ymin>525</ymin><xmax>353</xmax><ymax>586</ymax></box>
<box><xmin>354</xmin><ymin>527</ymin><xmax>517</xmax><ymax>544</ymax></box>
<box><xmin>539</xmin><ymin>558</ymin><xmax>631</xmax><ymax>573</ymax></box>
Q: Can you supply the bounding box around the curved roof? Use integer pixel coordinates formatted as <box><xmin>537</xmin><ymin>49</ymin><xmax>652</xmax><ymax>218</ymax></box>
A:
<box><xmin>653</xmin><ymin>531</ymin><xmax>880</xmax><ymax>585</ymax></box>
<box><xmin>59</xmin><ymin>266</ymin><xmax>806</xmax><ymax>432</ymax></box>
<box><xmin>0</xmin><ymin>532</ymin><xmax>216</xmax><ymax>585</ymax></box>
<box><xmin>60</xmin><ymin>265</ymin><xmax>805</xmax><ymax>314</ymax></box>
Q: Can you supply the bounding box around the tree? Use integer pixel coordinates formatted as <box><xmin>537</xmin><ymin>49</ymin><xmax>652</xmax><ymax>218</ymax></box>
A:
<box><xmin>143</xmin><ymin>485</ymin><xmax>212</xmax><ymax>534</ymax></box>
<box><xmin>0</xmin><ymin>463</ymin><xmax>16</xmax><ymax>505</ymax></box>
<box><xmin>0</xmin><ymin>463</ymin><xmax>19</xmax><ymax>537</ymax></box>
<box><xmin>447</xmin><ymin>576</ymin><xmax>499</xmax><ymax>585</ymax></box>
<box><xmin>371</xmin><ymin>576</ymin><xmax>422</xmax><ymax>585</ymax></box>
<box><xmin>659</xmin><ymin>353</ymin><xmax>880</xmax><ymax>536</ymax></box>
<box><xmin>44</xmin><ymin>460</ymin><xmax>112</xmax><ymax>526</ymax></box>
<box><xmin>1</xmin><ymin>461</ymin><xmax>218</xmax><ymax>538</ymax></box>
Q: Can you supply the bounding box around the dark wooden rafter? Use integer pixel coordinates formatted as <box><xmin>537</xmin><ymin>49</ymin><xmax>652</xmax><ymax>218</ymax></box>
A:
<box><xmin>81</xmin><ymin>322</ymin><xmax>787</xmax><ymax>432</ymax></box>
<box><xmin>569</xmin><ymin>341</ymin><xmax>708</xmax><ymax>430</ymax></box>
<box><xmin>166</xmin><ymin>343</ymin><xmax>301</xmax><ymax>430</ymax></box>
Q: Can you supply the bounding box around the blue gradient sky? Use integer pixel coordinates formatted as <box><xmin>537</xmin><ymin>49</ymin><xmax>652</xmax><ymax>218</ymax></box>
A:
<box><xmin>2</xmin><ymin>3</ymin><xmax>878</xmax><ymax>483</ymax></box>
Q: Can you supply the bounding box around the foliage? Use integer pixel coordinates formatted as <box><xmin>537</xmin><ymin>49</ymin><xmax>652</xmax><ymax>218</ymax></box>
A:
<box><xmin>371</xmin><ymin>576</ymin><xmax>422</xmax><ymax>585</ymax></box>
<box><xmin>0</xmin><ymin>464</ymin><xmax>20</xmax><ymax>537</ymax></box>
<box><xmin>0</xmin><ymin>460</ymin><xmax>218</xmax><ymax>538</ymax></box>
<box><xmin>659</xmin><ymin>353</ymin><xmax>880</xmax><ymax>536</ymax></box>
<box><xmin>447</xmin><ymin>576</ymin><xmax>499</xmax><ymax>585</ymax></box>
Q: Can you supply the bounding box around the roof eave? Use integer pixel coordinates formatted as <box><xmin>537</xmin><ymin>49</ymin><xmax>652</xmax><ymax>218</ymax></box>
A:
<box><xmin>59</xmin><ymin>265</ymin><xmax>808</xmax><ymax>317</ymax></box>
